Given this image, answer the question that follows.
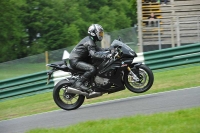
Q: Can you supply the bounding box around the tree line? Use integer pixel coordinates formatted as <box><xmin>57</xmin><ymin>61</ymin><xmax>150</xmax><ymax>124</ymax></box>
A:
<box><xmin>0</xmin><ymin>0</ymin><xmax>137</xmax><ymax>63</ymax></box>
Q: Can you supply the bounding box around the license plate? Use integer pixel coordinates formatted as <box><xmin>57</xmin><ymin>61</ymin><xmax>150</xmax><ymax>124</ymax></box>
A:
<box><xmin>46</xmin><ymin>71</ymin><xmax>53</xmax><ymax>85</ymax></box>
<box><xmin>47</xmin><ymin>76</ymin><xmax>50</xmax><ymax>85</ymax></box>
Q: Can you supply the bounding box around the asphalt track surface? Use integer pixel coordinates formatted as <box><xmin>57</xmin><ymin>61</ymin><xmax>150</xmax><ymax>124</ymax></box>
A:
<box><xmin>0</xmin><ymin>87</ymin><xmax>200</xmax><ymax>133</ymax></box>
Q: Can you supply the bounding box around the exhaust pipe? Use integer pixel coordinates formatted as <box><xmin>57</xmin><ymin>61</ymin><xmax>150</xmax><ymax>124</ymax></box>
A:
<box><xmin>66</xmin><ymin>87</ymin><xmax>103</xmax><ymax>99</ymax></box>
<box><xmin>67</xmin><ymin>87</ymin><xmax>88</xmax><ymax>96</ymax></box>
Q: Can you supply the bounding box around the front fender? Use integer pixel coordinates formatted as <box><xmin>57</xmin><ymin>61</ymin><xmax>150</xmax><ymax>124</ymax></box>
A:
<box><xmin>130</xmin><ymin>62</ymin><xmax>143</xmax><ymax>68</ymax></box>
<box><xmin>124</xmin><ymin>62</ymin><xmax>143</xmax><ymax>78</ymax></box>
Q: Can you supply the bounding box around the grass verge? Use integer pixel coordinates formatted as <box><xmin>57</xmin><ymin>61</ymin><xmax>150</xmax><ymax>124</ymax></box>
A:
<box><xmin>26</xmin><ymin>107</ymin><xmax>200</xmax><ymax>133</ymax></box>
<box><xmin>0</xmin><ymin>64</ymin><xmax>200</xmax><ymax>121</ymax></box>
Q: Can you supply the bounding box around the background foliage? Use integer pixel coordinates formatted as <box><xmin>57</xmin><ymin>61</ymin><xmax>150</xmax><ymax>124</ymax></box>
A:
<box><xmin>0</xmin><ymin>0</ymin><xmax>137</xmax><ymax>63</ymax></box>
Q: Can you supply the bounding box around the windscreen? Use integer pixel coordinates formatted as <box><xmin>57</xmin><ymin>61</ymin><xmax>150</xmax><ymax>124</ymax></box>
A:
<box><xmin>110</xmin><ymin>40</ymin><xmax>134</xmax><ymax>51</ymax></box>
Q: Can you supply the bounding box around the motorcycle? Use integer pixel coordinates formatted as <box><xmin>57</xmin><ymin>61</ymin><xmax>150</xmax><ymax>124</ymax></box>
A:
<box><xmin>46</xmin><ymin>38</ymin><xmax>154</xmax><ymax>110</ymax></box>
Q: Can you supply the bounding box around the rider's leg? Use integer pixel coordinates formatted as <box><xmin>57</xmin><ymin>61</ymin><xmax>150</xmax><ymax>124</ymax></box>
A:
<box><xmin>74</xmin><ymin>61</ymin><xmax>96</xmax><ymax>92</ymax></box>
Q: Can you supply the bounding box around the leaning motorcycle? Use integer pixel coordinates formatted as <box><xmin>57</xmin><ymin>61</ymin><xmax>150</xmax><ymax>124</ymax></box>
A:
<box><xmin>46</xmin><ymin>38</ymin><xmax>154</xmax><ymax>110</ymax></box>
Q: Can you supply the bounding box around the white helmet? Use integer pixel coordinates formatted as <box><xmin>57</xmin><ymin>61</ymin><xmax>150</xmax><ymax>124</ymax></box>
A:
<box><xmin>88</xmin><ymin>24</ymin><xmax>104</xmax><ymax>41</ymax></box>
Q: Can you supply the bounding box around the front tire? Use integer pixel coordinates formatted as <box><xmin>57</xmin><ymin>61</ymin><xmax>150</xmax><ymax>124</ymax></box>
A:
<box><xmin>53</xmin><ymin>79</ymin><xmax>85</xmax><ymax>110</ymax></box>
<box><xmin>124</xmin><ymin>64</ymin><xmax>154</xmax><ymax>93</ymax></box>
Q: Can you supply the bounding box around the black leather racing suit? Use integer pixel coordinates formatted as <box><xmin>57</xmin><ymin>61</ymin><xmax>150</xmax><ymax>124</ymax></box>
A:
<box><xmin>69</xmin><ymin>36</ymin><xmax>109</xmax><ymax>79</ymax></box>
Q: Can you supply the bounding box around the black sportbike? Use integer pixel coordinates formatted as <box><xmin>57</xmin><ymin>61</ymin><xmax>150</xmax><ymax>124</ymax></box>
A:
<box><xmin>47</xmin><ymin>38</ymin><xmax>154</xmax><ymax>110</ymax></box>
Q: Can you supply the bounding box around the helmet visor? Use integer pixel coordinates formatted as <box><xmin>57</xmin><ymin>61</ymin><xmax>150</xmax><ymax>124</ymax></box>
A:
<box><xmin>99</xmin><ymin>31</ymin><xmax>104</xmax><ymax>37</ymax></box>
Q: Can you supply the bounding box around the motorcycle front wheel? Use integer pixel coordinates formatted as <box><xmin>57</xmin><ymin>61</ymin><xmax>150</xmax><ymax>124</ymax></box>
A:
<box><xmin>124</xmin><ymin>64</ymin><xmax>154</xmax><ymax>93</ymax></box>
<box><xmin>53</xmin><ymin>79</ymin><xmax>85</xmax><ymax>110</ymax></box>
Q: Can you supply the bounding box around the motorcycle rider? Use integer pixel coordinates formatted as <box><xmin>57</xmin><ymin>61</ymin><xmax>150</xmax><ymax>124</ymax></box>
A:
<box><xmin>69</xmin><ymin>24</ymin><xmax>111</xmax><ymax>93</ymax></box>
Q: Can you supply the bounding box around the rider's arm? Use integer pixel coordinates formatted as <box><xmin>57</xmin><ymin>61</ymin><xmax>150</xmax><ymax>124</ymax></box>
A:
<box><xmin>85</xmin><ymin>41</ymin><xmax>108</xmax><ymax>59</ymax></box>
<box><xmin>96</xmin><ymin>46</ymin><xmax>110</xmax><ymax>51</ymax></box>
<box><xmin>89</xmin><ymin>45</ymin><xmax>108</xmax><ymax>59</ymax></box>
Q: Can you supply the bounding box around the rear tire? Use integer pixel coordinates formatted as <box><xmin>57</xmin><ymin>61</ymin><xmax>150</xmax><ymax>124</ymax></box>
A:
<box><xmin>124</xmin><ymin>64</ymin><xmax>154</xmax><ymax>93</ymax></box>
<box><xmin>53</xmin><ymin>80</ymin><xmax>85</xmax><ymax>110</ymax></box>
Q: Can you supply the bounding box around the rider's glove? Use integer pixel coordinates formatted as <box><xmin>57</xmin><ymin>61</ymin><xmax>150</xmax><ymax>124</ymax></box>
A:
<box><xmin>106</xmin><ymin>53</ymin><xmax>112</xmax><ymax>58</ymax></box>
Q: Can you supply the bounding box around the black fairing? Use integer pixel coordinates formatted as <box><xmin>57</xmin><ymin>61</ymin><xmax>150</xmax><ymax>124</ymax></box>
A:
<box><xmin>48</xmin><ymin>39</ymin><xmax>138</xmax><ymax>94</ymax></box>
<box><xmin>110</xmin><ymin>40</ymin><xmax>137</xmax><ymax>58</ymax></box>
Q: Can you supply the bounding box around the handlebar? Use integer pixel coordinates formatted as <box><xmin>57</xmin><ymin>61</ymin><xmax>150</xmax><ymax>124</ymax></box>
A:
<box><xmin>110</xmin><ymin>47</ymin><xmax>121</xmax><ymax>60</ymax></box>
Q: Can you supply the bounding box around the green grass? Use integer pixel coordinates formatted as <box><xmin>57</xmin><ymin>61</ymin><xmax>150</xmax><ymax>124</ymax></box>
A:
<box><xmin>26</xmin><ymin>107</ymin><xmax>200</xmax><ymax>133</ymax></box>
<box><xmin>0</xmin><ymin>64</ymin><xmax>200</xmax><ymax>121</ymax></box>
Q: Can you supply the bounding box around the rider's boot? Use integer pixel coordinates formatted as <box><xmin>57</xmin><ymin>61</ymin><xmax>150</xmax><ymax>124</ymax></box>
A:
<box><xmin>74</xmin><ymin>77</ymin><xmax>92</xmax><ymax>93</ymax></box>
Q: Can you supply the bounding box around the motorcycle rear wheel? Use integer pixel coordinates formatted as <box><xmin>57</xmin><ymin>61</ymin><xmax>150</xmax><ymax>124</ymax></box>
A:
<box><xmin>124</xmin><ymin>64</ymin><xmax>154</xmax><ymax>93</ymax></box>
<box><xmin>53</xmin><ymin>80</ymin><xmax>85</xmax><ymax>110</ymax></box>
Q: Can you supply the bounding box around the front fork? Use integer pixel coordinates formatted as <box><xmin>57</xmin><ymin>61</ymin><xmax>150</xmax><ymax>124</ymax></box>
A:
<box><xmin>127</xmin><ymin>66</ymin><xmax>140</xmax><ymax>82</ymax></box>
